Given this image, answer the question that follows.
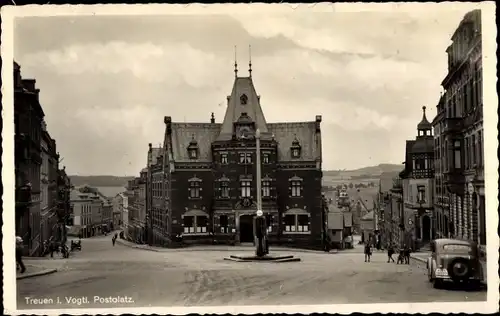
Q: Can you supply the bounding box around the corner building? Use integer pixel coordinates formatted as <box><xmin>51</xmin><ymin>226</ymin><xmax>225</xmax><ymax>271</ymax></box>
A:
<box><xmin>432</xmin><ymin>10</ymin><xmax>485</xmax><ymax>246</ymax></box>
<box><xmin>155</xmin><ymin>71</ymin><xmax>323</xmax><ymax>248</ymax></box>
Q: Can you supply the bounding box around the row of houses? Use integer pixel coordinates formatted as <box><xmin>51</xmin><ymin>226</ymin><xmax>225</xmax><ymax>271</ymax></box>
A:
<box><xmin>377</xmin><ymin>10</ymin><xmax>485</xmax><ymax>252</ymax></box>
<box><xmin>14</xmin><ymin>62</ymin><xmax>72</xmax><ymax>257</ymax></box>
<box><xmin>68</xmin><ymin>185</ymin><xmax>115</xmax><ymax>238</ymax></box>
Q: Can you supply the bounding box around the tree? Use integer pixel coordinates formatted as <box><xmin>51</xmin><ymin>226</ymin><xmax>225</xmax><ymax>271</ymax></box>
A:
<box><xmin>349</xmin><ymin>183</ymin><xmax>354</xmax><ymax>189</ymax></box>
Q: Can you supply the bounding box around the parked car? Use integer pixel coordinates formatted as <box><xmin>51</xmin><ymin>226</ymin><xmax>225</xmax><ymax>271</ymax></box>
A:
<box><xmin>426</xmin><ymin>238</ymin><xmax>483</xmax><ymax>289</ymax></box>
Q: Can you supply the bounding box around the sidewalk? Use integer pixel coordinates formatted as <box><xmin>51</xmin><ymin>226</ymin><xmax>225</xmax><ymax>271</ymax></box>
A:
<box><xmin>410</xmin><ymin>251</ymin><xmax>430</xmax><ymax>263</ymax></box>
<box><xmin>16</xmin><ymin>263</ymin><xmax>58</xmax><ymax>280</ymax></box>
<box><xmin>115</xmin><ymin>239</ymin><xmax>341</xmax><ymax>254</ymax></box>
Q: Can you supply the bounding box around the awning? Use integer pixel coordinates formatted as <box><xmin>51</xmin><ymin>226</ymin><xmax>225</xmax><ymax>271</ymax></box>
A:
<box><xmin>328</xmin><ymin>212</ymin><xmax>344</xmax><ymax>230</ymax></box>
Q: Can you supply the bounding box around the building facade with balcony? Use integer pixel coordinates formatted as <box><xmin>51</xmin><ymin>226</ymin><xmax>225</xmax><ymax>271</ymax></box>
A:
<box><xmin>148</xmin><ymin>67</ymin><xmax>324</xmax><ymax>249</ymax></box>
<box><xmin>40</xmin><ymin>121</ymin><xmax>60</xmax><ymax>245</ymax></box>
<box><xmin>400</xmin><ymin>106</ymin><xmax>435</xmax><ymax>250</ymax></box>
<box><xmin>14</xmin><ymin>62</ymin><xmax>45</xmax><ymax>256</ymax></box>
<box><xmin>432</xmin><ymin>10</ymin><xmax>484</xmax><ymax>248</ymax></box>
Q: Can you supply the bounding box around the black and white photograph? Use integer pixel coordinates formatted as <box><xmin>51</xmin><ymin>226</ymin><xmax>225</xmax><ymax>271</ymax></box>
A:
<box><xmin>2</xmin><ymin>2</ymin><xmax>498</xmax><ymax>315</ymax></box>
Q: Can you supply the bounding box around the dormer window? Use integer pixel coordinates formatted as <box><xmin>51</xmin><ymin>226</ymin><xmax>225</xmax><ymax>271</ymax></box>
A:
<box><xmin>187</xmin><ymin>135</ymin><xmax>199</xmax><ymax>159</ymax></box>
<box><xmin>291</xmin><ymin>136</ymin><xmax>302</xmax><ymax>159</ymax></box>
<box><xmin>240</xmin><ymin>94</ymin><xmax>248</xmax><ymax>105</ymax></box>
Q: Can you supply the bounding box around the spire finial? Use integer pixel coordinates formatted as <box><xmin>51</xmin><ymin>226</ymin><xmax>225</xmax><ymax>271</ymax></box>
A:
<box><xmin>234</xmin><ymin>45</ymin><xmax>238</xmax><ymax>77</ymax></box>
<box><xmin>422</xmin><ymin>106</ymin><xmax>427</xmax><ymax>117</ymax></box>
<box><xmin>249</xmin><ymin>44</ymin><xmax>252</xmax><ymax>77</ymax></box>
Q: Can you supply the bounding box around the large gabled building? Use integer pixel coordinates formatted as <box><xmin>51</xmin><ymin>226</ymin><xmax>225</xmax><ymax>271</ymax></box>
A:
<box><xmin>149</xmin><ymin>66</ymin><xmax>324</xmax><ymax>248</ymax></box>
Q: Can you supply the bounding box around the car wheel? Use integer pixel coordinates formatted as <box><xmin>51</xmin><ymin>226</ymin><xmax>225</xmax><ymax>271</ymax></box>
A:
<box><xmin>448</xmin><ymin>258</ymin><xmax>471</xmax><ymax>281</ymax></box>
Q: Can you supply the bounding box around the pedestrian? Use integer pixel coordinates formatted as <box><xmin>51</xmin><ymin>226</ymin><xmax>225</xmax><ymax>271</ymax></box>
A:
<box><xmin>16</xmin><ymin>236</ymin><xmax>26</xmax><ymax>273</ymax></box>
<box><xmin>404</xmin><ymin>246</ymin><xmax>411</xmax><ymax>264</ymax></box>
<box><xmin>397</xmin><ymin>245</ymin><xmax>405</xmax><ymax>264</ymax></box>
<box><xmin>364</xmin><ymin>243</ymin><xmax>372</xmax><ymax>262</ymax></box>
<box><xmin>49</xmin><ymin>240</ymin><xmax>56</xmax><ymax>258</ymax></box>
<box><xmin>112</xmin><ymin>235</ymin><xmax>116</xmax><ymax>246</ymax></box>
<box><xmin>387</xmin><ymin>244</ymin><xmax>395</xmax><ymax>263</ymax></box>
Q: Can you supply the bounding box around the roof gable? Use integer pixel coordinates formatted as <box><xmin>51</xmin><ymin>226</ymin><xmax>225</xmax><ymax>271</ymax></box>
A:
<box><xmin>217</xmin><ymin>77</ymin><xmax>268</xmax><ymax>141</ymax></box>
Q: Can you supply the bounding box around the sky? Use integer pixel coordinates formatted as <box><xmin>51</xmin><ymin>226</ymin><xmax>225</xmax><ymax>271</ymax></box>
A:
<box><xmin>12</xmin><ymin>4</ymin><xmax>478</xmax><ymax>176</ymax></box>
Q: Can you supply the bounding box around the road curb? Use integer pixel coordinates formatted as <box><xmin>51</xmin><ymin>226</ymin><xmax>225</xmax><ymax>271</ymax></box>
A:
<box><xmin>410</xmin><ymin>255</ymin><xmax>427</xmax><ymax>263</ymax></box>
<box><xmin>116</xmin><ymin>239</ymin><xmax>347</xmax><ymax>254</ymax></box>
<box><xmin>17</xmin><ymin>268</ymin><xmax>58</xmax><ymax>280</ymax></box>
<box><xmin>115</xmin><ymin>239</ymin><xmax>160</xmax><ymax>252</ymax></box>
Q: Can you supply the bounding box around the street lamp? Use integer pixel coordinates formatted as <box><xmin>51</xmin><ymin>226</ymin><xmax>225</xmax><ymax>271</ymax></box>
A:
<box><xmin>254</xmin><ymin>129</ymin><xmax>268</xmax><ymax>257</ymax></box>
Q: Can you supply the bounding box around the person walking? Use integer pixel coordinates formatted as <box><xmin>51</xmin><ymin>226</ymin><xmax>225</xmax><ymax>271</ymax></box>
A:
<box><xmin>397</xmin><ymin>245</ymin><xmax>405</xmax><ymax>264</ymax></box>
<box><xmin>404</xmin><ymin>245</ymin><xmax>411</xmax><ymax>264</ymax></box>
<box><xmin>387</xmin><ymin>244</ymin><xmax>395</xmax><ymax>263</ymax></box>
<box><xmin>112</xmin><ymin>235</ymin><xmax>116</xmax><ymax>246</ymax></box>
<box><xmin>364</xmin><ymin>243</ymin><xmax>372</xmax><ymax>262</ymax></box>
<box><xmin>16</xmin><ymin>236</ymin><xmax>26</xmax><ymax>273</ymax></box>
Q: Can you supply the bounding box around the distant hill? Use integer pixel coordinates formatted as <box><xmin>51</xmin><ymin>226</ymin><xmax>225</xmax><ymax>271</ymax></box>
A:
<box><xmin>69</xmin><ymin>175</ymin><xmax>134</xmax><ymax>187</ymax></box>
<box><xmin>324</xmin><ymin>163</ymin><xmax>403</xmax><ymax>178</ymax></box>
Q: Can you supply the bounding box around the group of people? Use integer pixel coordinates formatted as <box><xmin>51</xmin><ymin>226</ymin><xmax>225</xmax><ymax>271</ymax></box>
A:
<box><xmin>363</xmin><ymin>242</ymin><xmax>412</xmax><ymax>264</ymax></box>
<box><xmin>386</xmin><ymin>243</ymin><xmax>411</xmax><ymax>264</ymax></box>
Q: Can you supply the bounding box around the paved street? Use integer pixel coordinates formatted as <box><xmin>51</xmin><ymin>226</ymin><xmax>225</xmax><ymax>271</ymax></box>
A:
<box><xmin>17</xmin><ymin>236</ymin><xmax>486</xmax><ymax>309</ymax></box>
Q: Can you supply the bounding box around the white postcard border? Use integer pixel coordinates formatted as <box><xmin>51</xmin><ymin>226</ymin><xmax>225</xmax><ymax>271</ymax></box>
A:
<box><xmin>2</xmin><ymin>2</ymin><xmax>498</xmax><ymax>315</ymax></box>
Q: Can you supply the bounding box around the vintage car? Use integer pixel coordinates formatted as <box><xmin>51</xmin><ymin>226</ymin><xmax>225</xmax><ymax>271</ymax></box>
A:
<box><xmin>426</xmin><ymin>238</ymin><xmax>483</xmax><ymax>289</ymax></box>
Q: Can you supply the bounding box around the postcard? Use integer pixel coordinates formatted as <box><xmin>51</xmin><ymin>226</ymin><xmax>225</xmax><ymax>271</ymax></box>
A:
<box><xmin>2</xmin><ymin>2</ymin><xmax>498</xmax><ymax>315</ymax></box>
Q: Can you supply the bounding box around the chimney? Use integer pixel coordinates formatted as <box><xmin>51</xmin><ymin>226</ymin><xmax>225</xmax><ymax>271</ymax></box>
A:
<box><xmin>22</xmin><ymin>79</ymin><xmax>36</xmax><ymax>92</ymax></box>
<box><xmin>210</xmin><ymin>112</ymin><xmax>215</xmax><ymax>124</ymax></box>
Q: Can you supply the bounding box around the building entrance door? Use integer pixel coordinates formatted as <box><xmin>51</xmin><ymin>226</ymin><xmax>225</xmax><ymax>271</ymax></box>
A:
<box><xmin>240</xmin><ymin>215</ymin><xmax>254</xmax><ymax>243</ymax></box>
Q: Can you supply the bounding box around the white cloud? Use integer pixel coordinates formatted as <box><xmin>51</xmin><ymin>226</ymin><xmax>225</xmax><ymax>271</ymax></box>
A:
<box><xmin>22</xmin><ymin>41</ymin><xmax>231</xmax><ymax>89</ymax></box>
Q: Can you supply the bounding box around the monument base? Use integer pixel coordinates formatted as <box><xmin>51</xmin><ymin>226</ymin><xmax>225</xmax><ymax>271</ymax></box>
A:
<box><xmin>224</xmin><ymin>254</ymin><xmax>301</xmax><ymax>263</ymax></box>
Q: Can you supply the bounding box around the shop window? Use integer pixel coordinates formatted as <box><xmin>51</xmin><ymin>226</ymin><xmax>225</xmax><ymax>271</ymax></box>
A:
<box><xmin>183</xmin><ymin>215</ymin><xmax>208</xmax><ymax>234</ymax></box>
<box><xmin>219</xmin><ymin>215</ymin><xmax>228</xmax><ymax>233</ymax></box>
<box><xmin>196</xmin><ymin>216</ymin><xmax>207</xmax><ymax>233</ymax></box>
<box><xmin>183</xmin><ymin>216</ymin><xmax>194</xmax><ymax>233</ymax></box>
<box><xmin>284</xmin><ymin>215</ymin><xmax>296</xmax><ymax>232</ymax></box>
<box><xmin>297</xmin><ymin>215</ymin><xmax>309</xmax><ymax>232</ymax></box>
<box><xmin>283</xmin><ymin>214</ymin><xmax>310</xmax><ymax>233</ymax></box>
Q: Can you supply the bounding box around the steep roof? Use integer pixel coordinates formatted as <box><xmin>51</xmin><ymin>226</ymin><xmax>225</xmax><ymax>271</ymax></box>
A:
<box><xmin>217</xmin><ymin>76</ymin><xmax>269</xmax><ymax>141</ymax></box>
<box><xmin>268</xmin><ymin>122</ymin><xmax>319</xmax><ymax>162</ymax></box>
<box><xmin>411</xmin><ymin>137</ymin><xmax>434</xmax><ymax>154</ymax></box>
<box><xmin>170</xmin><ymin>123</ymin><xmax>221</xmax><ymax>162</ymax></box>
<box><xmin>148</xmin><ymin>147</ymin><xmax>163</xmax><ymax>166</ymax></box>
<box><xmin>166</xmin><ymin>73</ymin><xmax>321</xmax><ymax>164</ymax></box>
<box><xmin>362</xmin><ymin>210</ymin><xmax>375</xmax><ymax>221</ymax></box>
